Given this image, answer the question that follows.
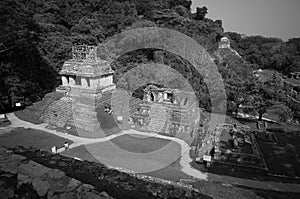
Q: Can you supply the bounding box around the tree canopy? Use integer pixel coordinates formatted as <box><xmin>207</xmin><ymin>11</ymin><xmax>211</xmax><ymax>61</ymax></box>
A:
<box><xmin>0</xmin><ymin>0</ymin><xmax>299</xmax><ymax>122</ymax></box>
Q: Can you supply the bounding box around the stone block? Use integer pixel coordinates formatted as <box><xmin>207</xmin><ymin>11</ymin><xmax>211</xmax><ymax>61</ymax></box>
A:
<box><xmin>81</xmin><ymin>77</ymin><xmax>89</xmax><ymax>88</ymax></box>
<box><xmin>17</xmin><ymin>173</ymin><xmax>32</xmax><ymax>188</ymax></box>
<box><xmin>47</xmin><ymin>169</ymin><xmax>65</xmax><ymax>179</ymax></box>
<box><xmin>100</xmin><ymin>191</ymin><xmax>110</xmax><ymax>198</ymax></box>
<box><xmin>62</xmin><ymin>76</ymin><xmax>69</xmax><ymax>86</ymax></box>
<box><xmin>69</xmin><ymin>76</ymin><xmax>75</xmax><ymax>86</ymax></box>
<box><xmin>48</xmin><ymin>182</ymin><xmax>67</xmax><ymax>197</ymax></box>
<box><xmin>32</xmin><ymin>179</ymin><xmax>50</xmax><ymax>197</ymax></box>
<box><xmin>18</xmin><ymin>161</ymin><xmax>50</xmax><ymax>178</ymax></box>
<box><xmin>66</xmin><ymin>178</ymin><xmax>82</xmax><ymax>192</ymax></box>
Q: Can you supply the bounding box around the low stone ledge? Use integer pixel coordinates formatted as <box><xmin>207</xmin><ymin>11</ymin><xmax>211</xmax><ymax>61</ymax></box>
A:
<box><xmin>0</xmin><ymin>147</ymin><xmax>113</xmax><ymax>199</ymax></box>
<box><xmin>9</xmin><ymin>146</ymin><xmax>212</xmax><ymax>199</ymax></box>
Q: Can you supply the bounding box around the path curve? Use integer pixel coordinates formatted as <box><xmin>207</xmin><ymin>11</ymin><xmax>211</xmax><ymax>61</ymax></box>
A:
<box><xmin>3</xmin><ymin>113</ymin><xmax>300</xmax><ymax>193</ymax></box>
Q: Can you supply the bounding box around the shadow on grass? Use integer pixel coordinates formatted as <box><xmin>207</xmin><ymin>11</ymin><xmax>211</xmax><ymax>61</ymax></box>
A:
<box><xmin>0</xmin><ymin>127</ymin><xmax>72</xmax><ymax>151</ymax></box>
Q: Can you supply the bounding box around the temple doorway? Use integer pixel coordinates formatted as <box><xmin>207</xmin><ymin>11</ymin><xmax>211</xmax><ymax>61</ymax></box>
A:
<box><xmin>150</xmin><ymin>92</ymin><xmax>155</xmax><ymax>101</ymax></box>
<box><xmin>167</xmin><ymin>93</ymin><xmax>174</xmax><ymax>103</ymax></box>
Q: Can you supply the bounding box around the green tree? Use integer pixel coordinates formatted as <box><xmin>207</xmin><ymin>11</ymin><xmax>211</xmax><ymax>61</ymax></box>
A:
<box><xmin>268</xmin><ymin>104</ymin><xmax>292</xmax><ymax>122</ymax></box>
<box><xmin>0</xmin><ymin>0</ymin><xmax>57</xmax><ymax>112</ymax></box>
<box><xmin>248</xmin><ymin>79</ymin><xmax>288</xmax><ymax>120</ymax></box>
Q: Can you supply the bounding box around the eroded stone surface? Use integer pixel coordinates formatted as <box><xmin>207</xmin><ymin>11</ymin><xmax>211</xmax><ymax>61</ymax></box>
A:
<box><xmin>47</xmin><ymin>168</ymin><xmax>65</xmax><ymax>179</ymax></box>
<box><xmin>0</xmin><ymin>148</ymin><xmax>114</xmax><ymax>199</ymax></box>
<box><xmin>3</xmin><ymin>146</ymin><xmax>212</xmax><ymax>199</ymax></box>
<box><xmin>32</xmin><ymin>178</ymin><xmax>50</xmax><ymax>196</ymax></box>
<box><xmin>18</xmin><ymin>160</ymin><xmax>50</xmax><ymax>178</ymax></box>
<box><xmin>17</xmin><ymin>173</ymin><xmax>32</xmax><ymax>188</ymax></box>
<box><xmin>83</xmin><ymin>192</ymin><xmax>103</xmax><ymax>199</ymax></box>
<box><xmin>67</xmin><ymin>178</ymin><xmax>82</xmax><ymax>191</ymax></box>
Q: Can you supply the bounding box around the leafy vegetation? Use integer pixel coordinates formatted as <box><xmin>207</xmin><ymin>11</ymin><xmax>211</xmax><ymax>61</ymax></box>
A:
<box><xmin>1</xmin><ymin>0</ymin><xmax>299</xmax><ymax>122</ymax></box>
<box><xmin>0</xmin><ymin>127</ymin><xmax>72</xmax><ymax>150</ymax></box>
<box><xmin>226</xmin><ymin>32</ymin><xmax>300</xmax><ymax>74</ymax></box>
<box><xmin>0</xmin><ymin>0</ymin><xmax>222</xmax><ymax>112</ymax></box>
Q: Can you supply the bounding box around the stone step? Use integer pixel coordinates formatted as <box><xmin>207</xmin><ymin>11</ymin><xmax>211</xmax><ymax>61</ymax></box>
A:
<box><xmin>39</xmin><ymin>97</ymin><xmax>73</xmax><ymax>128</ymax></box>
<box><xmin>146</xmin><ymin>105</ymin><xmax>168</xmax><ymax>133</ymax></box>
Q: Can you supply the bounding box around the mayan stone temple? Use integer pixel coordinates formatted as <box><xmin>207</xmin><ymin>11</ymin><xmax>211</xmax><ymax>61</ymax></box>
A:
<box><xmin>39</xmin><ymin>44</ymin><xmax>201</xmax><ymax>139</ymax></box>
<box><xmin>128</xmin><ymin>85</ymin><xmax>200</xmax><ymax>137</ymax></box>
<box><xmin>41</xmin><ymin>45</ymin><xmax>115</xmax><ymax>136</ymax></box>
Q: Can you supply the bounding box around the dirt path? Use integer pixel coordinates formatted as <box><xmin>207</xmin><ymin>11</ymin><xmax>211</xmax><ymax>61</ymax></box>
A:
<box><xmin>3</xmin><ymin>113</ymin><xmax>300</xmax><ymax>193</ymax></box>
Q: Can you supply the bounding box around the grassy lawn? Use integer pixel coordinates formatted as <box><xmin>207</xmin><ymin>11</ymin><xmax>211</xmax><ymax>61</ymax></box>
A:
<box><xmin>258</xmin><ymin>134</ymin><xmax>300</xmax><ymax>178</ymax></box>
<box><xmin>259</xmin><ymin>143</ymin><xmax>300</xmax><ymax>177</ymax></box>
<box><xmin>62</xmin><ymin>134</ymin><xmax>181</xmax><ymax>164</ymax></box>
<box><xmin>285</xmin><ymin>136</ymin><xmax>300</xmax><ymax>156</ymax></box>
<box><xmin>14</xmin><ymin>109</ymin><xmax>43</xmax><ymax>124</ymax></box>
<box><xmin>62</xmin><ymin>144</ymin><xmax>192</xmax><ymax>181</ymax></box>
<box><xmin>62</xmin><ymin>134</ymin><xmax>190</xmax><ymax>180</ymax></box>
<box><xmin>0</xmin><ymin>127</ymin><xmax>72</xmax><ymax>151</ymax></box>
<box><xmin>110</xmin><ymin>134</ymin><xmax>172</xmax><ymax>153</ymax></box>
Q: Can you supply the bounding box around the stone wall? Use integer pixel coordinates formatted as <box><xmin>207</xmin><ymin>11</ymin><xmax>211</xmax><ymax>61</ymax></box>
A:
<box><xmin>0</xmin><ymin>147</ymin><xmax>112</xmax><ymax>199</ymax></box>
<box><xmin>6</xmin><ymin>146</ymin><xmax>212</xmax><ymax>199</ymax></box>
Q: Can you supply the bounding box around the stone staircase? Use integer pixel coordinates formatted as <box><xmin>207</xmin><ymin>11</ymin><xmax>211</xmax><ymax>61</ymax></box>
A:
<box><xmin>146</xmin><ymin>104</ymin><xmax>168</xmax><ymax>133</ymax></box>
<box><xmin>39</xmin><ymin>97</ymin><xmax>73</xmax><ymax>127</ymax></box>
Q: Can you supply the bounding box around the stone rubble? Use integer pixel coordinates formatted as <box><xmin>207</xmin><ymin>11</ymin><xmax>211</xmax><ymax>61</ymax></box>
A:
<box><xmin>0</xmin><ymin>147</ymin><xmax>113</xmax><ymax>199</ymax></box>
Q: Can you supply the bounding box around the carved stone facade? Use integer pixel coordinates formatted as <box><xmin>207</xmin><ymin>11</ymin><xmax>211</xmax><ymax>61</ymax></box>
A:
<box><xmin>58</xmin><ymin>45</ymin><xmax>116</xmax><ymax>134</ymax></box>
<box><xmin>129</xmin><ymin>85</ymin><xmax>200</xmax><ymax>139</ymax></box>
<box><xmin>56</xmin><ymin>45</ymin><xmax>200</xmax><ymax>137</ymax></box>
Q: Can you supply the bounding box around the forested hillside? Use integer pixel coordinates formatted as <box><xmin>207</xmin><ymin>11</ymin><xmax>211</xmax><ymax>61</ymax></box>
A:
<box><xmin>226</xmin><ymin>32</ymin><xmax>300</xmax><ymax>74</ymax></box>
<box><xmin>1</xmin><ymin>0</ymin><xmax>299</xmax><ymax>121</ymax></box>
<box><xmin>0</xmin><ymin>0</ymin><xmax>222</xmax><ymax>112</ymax></box>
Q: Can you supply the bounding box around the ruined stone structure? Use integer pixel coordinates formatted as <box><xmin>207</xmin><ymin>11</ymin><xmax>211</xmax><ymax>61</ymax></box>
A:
<box><xmin>214</xmin><ymin>36</ymin><xmax>242</xmax><ymax>62</ymax></box>
<box><xmin>41</xmin><ymin>45</ymin><xmax>200</xmax><ymax>138</ymax></box>
<box><xmin>218</xmin><ymin>37</ymin><xmax>231</xmax><ymax>49</ymax></box>
<box><xmin>0</xmin><ymin>147</ymin><xmax>113</xmax><ymax>199</ymax></box>
<box><xmin>57</xmin><ymin>45</ymin><xmax>115</xmax><ymax>133</ymax></box>
<box><xmin>59</xmin><ymin>45</ymin><xmax>115</xmax><ymax>96</ymax></box>
<box><xmin>129</xmin><ymin>85</ymin><xmax>200</xmax><ymax>137</ymax></box>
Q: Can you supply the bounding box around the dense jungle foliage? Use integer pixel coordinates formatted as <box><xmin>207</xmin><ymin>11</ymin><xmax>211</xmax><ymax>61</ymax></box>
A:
<box><xmin>1</xmin><ymin>0</ymin><xmax>299</xmax><ymax>121</ymax></box>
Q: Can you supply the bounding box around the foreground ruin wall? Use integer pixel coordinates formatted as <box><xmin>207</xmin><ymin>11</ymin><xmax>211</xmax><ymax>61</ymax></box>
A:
<box><xmin>0</xmin><ymin>146</ymin><xmax>212</xmax><ymax>199</ymax></box>
<box><xmin>0</xmin><ymin>147</ymin><xmax>113</xmax><ymax>199</ymax></box>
